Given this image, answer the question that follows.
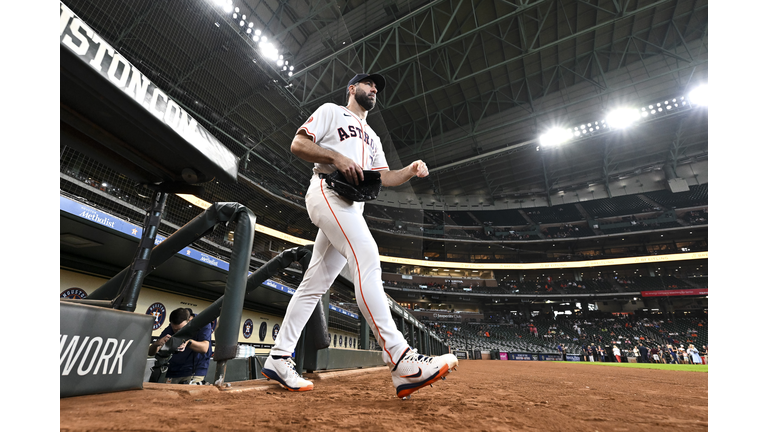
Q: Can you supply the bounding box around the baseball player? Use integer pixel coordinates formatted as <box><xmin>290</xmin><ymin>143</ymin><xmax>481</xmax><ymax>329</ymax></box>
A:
<box><xmin>261</xmin><ymin>72</ymin><xmax>458</xmax><ymax>398</ymax></box>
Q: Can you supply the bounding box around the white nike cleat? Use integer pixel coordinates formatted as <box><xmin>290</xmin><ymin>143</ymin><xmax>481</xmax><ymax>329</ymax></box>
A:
<box><xmin>261</xmin><ymin>356</ymin><xmax>314</xmax><ymax>392</ymax></box>
<box><xmin>390</xmin><ymin>348</ymin><xmax>458</xmax><ymax>399</ymax></box>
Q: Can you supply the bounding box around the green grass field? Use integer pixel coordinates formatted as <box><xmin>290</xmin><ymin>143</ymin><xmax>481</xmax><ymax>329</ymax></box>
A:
<box><xmin>554</xmin><ymin>361</ymin><xmax>707</xmax><ymax>372</ymax></box>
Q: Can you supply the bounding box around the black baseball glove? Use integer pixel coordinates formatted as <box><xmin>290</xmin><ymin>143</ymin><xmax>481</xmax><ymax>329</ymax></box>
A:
<box><xmin>321</xmin><ymin>170</ymin><xmax>382</xmax><ymax>202</ymax></box>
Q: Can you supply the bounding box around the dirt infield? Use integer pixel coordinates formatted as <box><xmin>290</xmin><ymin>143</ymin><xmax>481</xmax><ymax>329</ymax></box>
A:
<box><xmin>60</xmin><ymin>360</ymin><xmax>707</xmax><ymax>431</ymax></box>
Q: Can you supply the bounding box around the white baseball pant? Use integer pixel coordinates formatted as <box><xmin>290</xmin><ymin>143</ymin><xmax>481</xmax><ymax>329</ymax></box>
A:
<box><xmin>270</xmin><ymin>174</ymin><xmax>409</xmax><ymax>366</ymax></box>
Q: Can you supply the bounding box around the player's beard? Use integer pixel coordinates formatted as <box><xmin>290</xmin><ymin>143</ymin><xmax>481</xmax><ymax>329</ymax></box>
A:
<box><xmin>355</xmin><ymin>90</ymin><xmax>376</xmax><ymax>111</ymax></box>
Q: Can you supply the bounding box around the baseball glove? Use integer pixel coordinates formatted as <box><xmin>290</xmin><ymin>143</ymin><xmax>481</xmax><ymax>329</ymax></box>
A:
<box><xmin>321</xmin><ymin>170</ymin><xmax>382</xmax><ymax>202</ymax></box>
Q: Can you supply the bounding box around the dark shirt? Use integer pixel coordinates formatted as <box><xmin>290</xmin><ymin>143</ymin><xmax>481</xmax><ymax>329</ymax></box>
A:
<box><xmin>158</xmin><ymin>323</ymin><xmax>213</xmax><ymax>378</ymax></box>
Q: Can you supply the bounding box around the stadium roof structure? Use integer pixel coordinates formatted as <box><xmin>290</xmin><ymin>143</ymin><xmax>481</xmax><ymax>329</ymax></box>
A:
<box><xmin>61</xmin><ymin>0</ymin><xmax>708</xmax><ymax>206</ymax></box>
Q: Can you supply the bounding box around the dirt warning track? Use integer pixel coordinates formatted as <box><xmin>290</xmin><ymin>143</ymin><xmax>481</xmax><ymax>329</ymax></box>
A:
<box><xmin>60</xmin><ymin>360</ymin><xmax>708</xmax><ymax>431</ymax></box>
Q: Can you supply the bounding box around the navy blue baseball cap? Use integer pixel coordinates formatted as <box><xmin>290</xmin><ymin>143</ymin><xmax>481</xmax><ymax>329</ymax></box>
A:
<box><xmin>347</xmin><ymin>73</ymin><xmax>386</xmax><ymax>91</ymax></box>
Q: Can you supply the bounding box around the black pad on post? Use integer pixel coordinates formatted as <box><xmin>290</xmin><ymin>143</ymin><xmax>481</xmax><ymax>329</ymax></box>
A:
<box><xmin>60</xmin><ymin>302</ymin><xmax>153</xmax><ymax>397</ymax></box>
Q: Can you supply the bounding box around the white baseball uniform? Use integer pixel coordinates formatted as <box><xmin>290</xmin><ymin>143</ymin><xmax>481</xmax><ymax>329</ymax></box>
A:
<box><xmin>270</xmin><ymin>103</ymin><xmax>409</xmax><ymax>366</ymax></box>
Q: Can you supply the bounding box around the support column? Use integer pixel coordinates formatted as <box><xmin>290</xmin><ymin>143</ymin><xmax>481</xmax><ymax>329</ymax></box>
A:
<box><xmin>115</xmin><ymin>189</ymin><xmax>168</xmax><ymax>312</ymax></box>
<box><xmin>359</xmin><ymin>317</ymin><xmax>371</xmax><ymax>350</ymax></box>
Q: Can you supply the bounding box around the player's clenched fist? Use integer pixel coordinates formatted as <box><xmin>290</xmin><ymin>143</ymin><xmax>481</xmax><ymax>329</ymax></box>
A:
<box><xmin>410</xmin><ymin>160</ymin><xmax>429</xmax><ymax>178</ymax></box>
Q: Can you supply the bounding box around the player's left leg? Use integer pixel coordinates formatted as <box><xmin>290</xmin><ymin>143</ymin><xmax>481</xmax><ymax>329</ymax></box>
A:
<box><xmin>310</xmin><ymin>196</ymin><xmax>409</xmax><ymax>366</ymax></box>
<box><xmin>310</xmin><ymin>199</ymin><xmax>458</xmax><ymax>398</ymax></box>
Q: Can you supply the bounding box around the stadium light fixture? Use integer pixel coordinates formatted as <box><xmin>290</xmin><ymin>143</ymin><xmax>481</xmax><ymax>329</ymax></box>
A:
<box><xmin>688</xmin><ymin>84</ymin><xmax>708</xmax><ymax>107</ymax></box>
<box><xmin>539</xmin><ymin>128</ymin><xmax>573</xmax><ymax>147</ymax></box>
<box><xmin>220</xmin><ymin>1</ymin><xmax>295</xmax><ymax>77</ymax></box>
<box><xmin>605</xmin><ymin>108</ymin><xmax>641</xmax><ymax>129</ymax></box>
<box><xmin>261</xmin><ymin>42</ymin><xmax>279</xmax><ymax>61</ymax></box>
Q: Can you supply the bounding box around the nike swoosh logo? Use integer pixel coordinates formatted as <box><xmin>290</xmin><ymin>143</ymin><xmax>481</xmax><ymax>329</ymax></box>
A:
<box><xmin>343</xmin><ymin>113</ymin><xmax>351</xmax><ymax>117</ymax></box>
<box><xmin>400</xmin><ymin>368</ymin><xmax>422</xmax><ymax>379</ymax></box>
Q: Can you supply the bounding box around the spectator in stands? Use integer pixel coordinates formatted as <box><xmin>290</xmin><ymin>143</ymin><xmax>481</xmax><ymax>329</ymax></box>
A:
<box><xmin>612</xmin><ymin>345</ymin><xmax>622</xmax><ymax>363</ymax></box>
<box><xmin>650</xmin><ymin>345</ymin><xmax>661</xmax><ymax>363</ymax></box>
<box><xmin>666</xmin><ymin>345</ymin><xmax>679</xmax><ymax>364</ymax></box>
<box><xmin>148</xmin><ymin>308</ymin><xmax>213</xmax><ymax>384</ymax></box>
<box><xmin>688</xmin><ymin>344</ymin><xmax>702</xmax><ymax>364</ymax></box>
<box><xmin>637</xmin><ymin>343</ymin><xmax>649</xmax><ymax>363</ymax></box>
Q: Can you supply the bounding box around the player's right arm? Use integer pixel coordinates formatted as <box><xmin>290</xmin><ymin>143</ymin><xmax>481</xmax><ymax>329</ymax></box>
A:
<box><xmin>291</xmin><ymin>130</ymin><xmax>364</xmax><ymax>185</ymax></box>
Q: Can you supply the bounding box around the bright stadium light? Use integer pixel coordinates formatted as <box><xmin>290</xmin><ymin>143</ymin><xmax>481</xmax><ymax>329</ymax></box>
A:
<box><xmin>539</xmin><ymin>128</ymin><xmax>573</xmax><ymax>147</ymax></box>
<box><xmin>606</xmin><ymin>108</ymin><xmax>641</xmax><ymax>129</ymax></box>
<box><xmin>260</xmin><ymin>42</ymin><xmax>280</xmax><ymax>61</ymax></box>
<box><xmin>688</xmin><ymin>84</ymin><xmax>709</xmax><ymax>106</ymax></box>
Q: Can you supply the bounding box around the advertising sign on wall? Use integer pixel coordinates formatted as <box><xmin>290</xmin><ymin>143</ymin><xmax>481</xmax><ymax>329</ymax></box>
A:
<box><xmin>509</xmin><ymin>353</ymin><xmax>535</xmax><ymax>361</ymax></box>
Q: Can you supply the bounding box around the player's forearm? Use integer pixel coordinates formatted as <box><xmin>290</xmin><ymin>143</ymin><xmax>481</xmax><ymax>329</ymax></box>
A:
<box><xmin>290</xmin><ymin>134</ymin><xmax>342</xmax><ymax>165</ymax></box>
<box><xmin>380</xmin><ymin>167</ymin><xmax>415</xmax><ymax>187</ymax></box>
